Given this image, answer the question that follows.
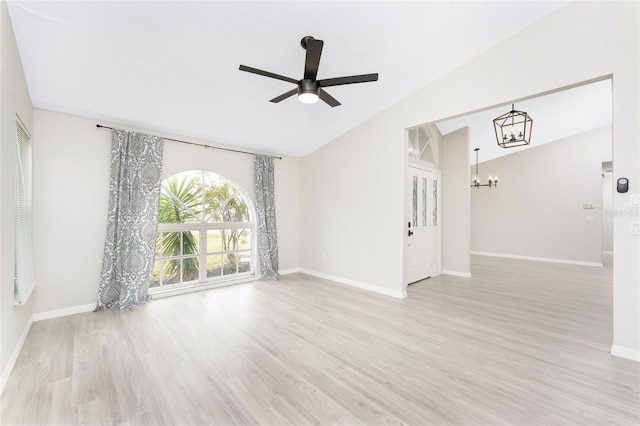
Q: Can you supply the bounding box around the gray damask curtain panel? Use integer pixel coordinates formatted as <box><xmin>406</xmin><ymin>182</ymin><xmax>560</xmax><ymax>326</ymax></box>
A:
<box><xmin>254</xmin><ymin>154</ymin><xmax>280</xmax><ymax>280</ymax></box>
<box><xmin>96</xmin><ymin>129</ymin><xmax>164</xmax><ymax>310</ymax></box>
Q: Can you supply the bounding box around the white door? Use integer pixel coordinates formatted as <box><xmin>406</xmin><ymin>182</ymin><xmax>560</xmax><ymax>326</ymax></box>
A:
<box><xmin>406</xmin><ymin>166</ymin><xmax>440</xmax><ymax>284</ymax></box>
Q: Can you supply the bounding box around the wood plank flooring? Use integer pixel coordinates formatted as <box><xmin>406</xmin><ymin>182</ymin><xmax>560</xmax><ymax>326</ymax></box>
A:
<box><xmin>2</xmin><ymin>255</ymin><xmax>639</xmax><ymax>425</ymax></box>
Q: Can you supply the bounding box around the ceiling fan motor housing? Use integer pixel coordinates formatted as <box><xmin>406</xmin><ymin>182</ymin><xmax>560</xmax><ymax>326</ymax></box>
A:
<box><xmin>297</xmin><ymin>79</ymin><xmax>320</xmax><ymax>103</ymax></box>
<box><xmin>299</xmin><ymin>79</ymin><xmax>320</xmax><ymax>95</ymax></box>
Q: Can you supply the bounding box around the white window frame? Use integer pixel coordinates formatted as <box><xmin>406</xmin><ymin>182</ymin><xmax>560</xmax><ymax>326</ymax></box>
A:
<box><xmin>14</xmin><ymin>116</ymin><xmax>36</xmax><ymax>305</ymax></box>
<box><xmin>150</xmin><ymin>171</ymin><xmax>256</xmax><ymax>295</ymax></box>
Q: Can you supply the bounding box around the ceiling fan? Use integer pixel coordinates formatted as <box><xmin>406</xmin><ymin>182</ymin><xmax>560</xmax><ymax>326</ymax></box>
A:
<box><xmin>239</xmin><ymin>36</ymin><xmax>378</xmax><ymax>107</ymax></box>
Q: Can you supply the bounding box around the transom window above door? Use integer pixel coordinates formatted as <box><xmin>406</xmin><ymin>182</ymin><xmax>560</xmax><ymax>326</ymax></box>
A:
<box><xmin>151</xmin><ymin>170</ymin><xmax>255</xmax><ymax>290</ymax></box>
<box><xmin>408</xmin><ymin>126</ymin><xmax>437</xmax><ymax>165</ymax></box>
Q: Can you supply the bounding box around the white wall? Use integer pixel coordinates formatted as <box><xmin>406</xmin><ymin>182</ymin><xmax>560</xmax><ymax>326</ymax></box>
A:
<box><xmin>471</xmin><ymin>126</ymin><xmax>611</xmax><ymax>265</ymax></box>
<box><xmin>299</xmin><ymin>115</ymin><xmax>405</xmax><ymax>296</ymax></box>
<box><xmin>442</xmin><ymin>127</ymin><xmax>470</xmax><ymax>276</ymax></box>
<box><xmin>300</xmin><ymin>1</ymin><xmax>639</xmax><ymax>357</ymax></box>
<box><xmin>31</xmin><ymin>108</ymin><xmax>300</xmax><ymax>315</ymax></box>
<box><xmin>0</xmin><ymin>1</ymin><xmax>34</xmax><ymax>391</ymax></box>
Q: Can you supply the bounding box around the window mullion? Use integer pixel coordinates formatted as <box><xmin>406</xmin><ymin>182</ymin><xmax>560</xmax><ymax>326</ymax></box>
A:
<box><xmin>199</xmin><ymin>226</ymin><xmax>206</xmax><ymax>282</ymax></box>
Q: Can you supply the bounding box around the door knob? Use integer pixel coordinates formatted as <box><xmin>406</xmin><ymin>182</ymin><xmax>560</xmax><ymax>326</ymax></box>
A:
<box><xmin>408</xmin><ymin>230</ymin><xmax>414</xmax><ymax>236</ymax></box>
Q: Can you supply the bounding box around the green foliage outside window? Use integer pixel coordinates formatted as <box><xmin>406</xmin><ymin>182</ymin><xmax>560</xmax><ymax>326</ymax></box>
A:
<box><xmin>155</xmin><ymin>171</ymin><xmax>250</xmax><ymax>286</ymax></box>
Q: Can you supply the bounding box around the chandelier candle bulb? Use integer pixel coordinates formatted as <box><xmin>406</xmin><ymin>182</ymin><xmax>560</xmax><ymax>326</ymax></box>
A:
<box><xmin>470</xmin><ymin>148</ymin><xmax>498</xmax><ymax>189</ymax></box>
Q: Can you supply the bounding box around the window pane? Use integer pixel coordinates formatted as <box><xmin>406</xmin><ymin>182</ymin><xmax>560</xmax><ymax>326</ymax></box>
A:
<box><xmin>161</xmin><ymin>232</ymin><xmax>181</xmax><ymax>256</ymax></box>
<box><xmin>408</xmin><ymin>128</ymin><xmax>417</xmax><ymax>158</ymax></box>
<box><xmin>159</xmin><ymin>171</ymin><xmax>202</xmax><ymax>224</ymax></box>
<box><xmin>422</xmin><ymin>177</ymin><xmax>427</xmax><ymax>227</ymax></box>
<box><xmin>220</xmin><ymin>228</ymin><xmax>248</xmax><ymax>253</ymax></box>
<box><xmin>207</xmin><ymin>255</ymin><xmax>222</xmax><ymax>278</ymax></box>
<box><xmin>163</xmin><ymin>259</ymin><xmax>180</xmax><ymax>285</ymax></box>
<box><xmin>207</xmin><ymin>229</ymin><xmax>222</xmax><ymax>253</ymax></box>
<box><xmin>183</xmin><ymin>231</ymin><xmax>199</xmax><ymax>255</ymax></box>
<box><xmin>182</xmin><ymin>257</ymin><xmax>199</xmax><ymax>282</ymax></box>
<box><xmin>222</xmin><ymin>253</ymin><xmax>238</xmax><ymax>275</ymax></box>
<box><xmin>412</xmin><ymin>176</ymin><xmax>418</xmax><ymax>227</ymax></box>
<box><xmin>433</xmin><ymin>180</ymin><xmax>438</xmax><ymax>226</ymax></box>
<box><xmin>237</xmin><ymin>229</ymin><xmax>251</xmax><ymax>250</ymax></box>
<box><xmin>238</xmin><ymin>251</ymin><xmax>251</xmax><ymax>273</ymax></box>
<box><xmin>203</xmin><ymin>175</ymin><xmax>250</xmax><ymax>223</ymax></box>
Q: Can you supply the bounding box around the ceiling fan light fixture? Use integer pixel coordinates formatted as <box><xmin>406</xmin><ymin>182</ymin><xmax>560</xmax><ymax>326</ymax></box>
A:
<box><xmin>298</xmin><ymin>80</ymin><xmax>320</xmax><ymax>104</ymax></box>
<box><xmin>298</xmin><ymin>92</ymin><xmax>319</xmax><ymax>104</ymax></box>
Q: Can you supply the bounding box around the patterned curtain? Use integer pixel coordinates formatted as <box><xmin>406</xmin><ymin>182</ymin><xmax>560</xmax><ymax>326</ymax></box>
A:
<box><xmin>96</xmin><ymin>129</ymin><xmax>164</xmax><ymax>310</ymax></box>
<box><xmin>254</xmin><ymin>154</ymin><xmax>280</xmax><ymax>280</ymax></box>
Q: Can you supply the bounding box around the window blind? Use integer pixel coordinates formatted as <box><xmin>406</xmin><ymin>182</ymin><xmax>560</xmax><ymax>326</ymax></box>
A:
<box><xmin>14</xmin><ymin>121</ymin><xmax>36</xmax><ymax>305</ymax></box>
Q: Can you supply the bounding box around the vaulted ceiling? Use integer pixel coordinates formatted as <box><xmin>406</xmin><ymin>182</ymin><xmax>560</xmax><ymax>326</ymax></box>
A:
<box><xmin>8</xmin><ymin>1</ymin><xmax>575</xmax><ymax>157</ymax></box>
<box><xmin>435</xmin><ymin>79</ymin><xmax>612</xmax><ymax>164</ymax></box>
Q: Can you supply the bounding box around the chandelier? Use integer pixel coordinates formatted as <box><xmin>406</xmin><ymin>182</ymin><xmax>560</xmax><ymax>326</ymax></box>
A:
<box><xmin>470</xmin><ymin>148</ymin><xmax>497</xmax><ymax>189</ymax></box>
<box><xmin>493</xmin><ymin>103</ymin><xmax>533</xmax><ymax>148</ymax></box>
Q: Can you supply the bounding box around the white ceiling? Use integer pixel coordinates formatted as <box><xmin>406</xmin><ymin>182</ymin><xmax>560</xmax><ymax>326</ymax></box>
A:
<box><xmin>8</xmin><ymin>1</ymin><xmax>568</xmax><ymax>157</ymax></box>
<box><xmin>435</xmin><ymin>79</ymin><xmax>613</xmax><ymax>164</ymax></box>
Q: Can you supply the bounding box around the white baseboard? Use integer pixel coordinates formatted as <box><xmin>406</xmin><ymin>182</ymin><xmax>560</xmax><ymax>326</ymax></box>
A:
<box><xmin>299</xmin><ymin>268</ymin><xmax>406</xmax><ymax>299</ymax></box>
<box><xmin>32</xmin><ymin>303</ymin><xmax>96</xmax><ymax>322</ymax></box>
<box><xmin>279</xmin><ymin>267</ymin><xmax>302</xmax><ymax>275</ymax></box>
<box><xmin>611</xmin><ymin>345</ymin><xmax>640</xmax><ymax>362</ymax></box>
<box><xmin>1</xmin><ymin>316</ymin><xmax>33</xmax><ymax>396</ymax></box>
<box><xmin>471</xmin><ymin>251</ymin><xmax>603</xmax><ymax>268</ymax></box>
<box><xmin>442</xmin><ymin>270</ymin><xmax>472</xmax><ymax>278</ymax></box>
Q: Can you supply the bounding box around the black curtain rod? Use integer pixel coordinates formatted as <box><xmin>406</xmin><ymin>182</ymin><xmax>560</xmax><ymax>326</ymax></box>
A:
<box><xmin>96</xmin><ymin>124</ymin><xmax>282</xmax><ymax>159</ymax></box>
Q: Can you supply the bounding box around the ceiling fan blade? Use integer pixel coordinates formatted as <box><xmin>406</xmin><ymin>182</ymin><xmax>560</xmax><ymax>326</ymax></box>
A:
<box><xmin>318</xmin><ymin>89</ymin><xmax>341</xmax><ymax>107</ymax></box>
<box><xmin>269</xmin><ymin>88</ymin><xmax>298</xmax><ymax>103</ymax></box>
<box><xmin>239</xmin><ymin>65</ymin><xmax>298</xmax><ymax>85</ymax></box>
<box><xmin>304</xmin><ymin>38</ymin><xmax>324</xmax><ymax>81</ymax></box>
<box><xmin>318</xmin><ymin>73</ymin><xmax>379</xmax><ymax>87</ymax></box>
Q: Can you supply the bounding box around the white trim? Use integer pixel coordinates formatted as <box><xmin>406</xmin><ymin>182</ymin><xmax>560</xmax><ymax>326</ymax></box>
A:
<box><xmin>611</xmin><ymin>345</ymin><xmax>640</xmax><ymax>362</ymax></box>
<box><xmin>15</xmin><ymin>113</ymin><xmax>31</xmax><ymax>137</ymax></box>
<box><xmin>470</xmin><ymin>251</ymin><xmax>603</xmax><ymax>268</ymax></box>
<box><xmin>32</xmin><ymin>303</ymin><xmax>96</xmax><ymax>322</ymax></box>
<box><xmin>1</xmin><ymin>316</ymin><xmax>33</xmax><ymax>396</ymax></box>
<box><xmin>442</xmin><ymin>270</ymin><xmax>472</xmax><ymax>278</ymax></box>
<box><xmin>151</xmin><ymin>276</ymin><xmax>259</xmax><ymax>299</ymax></box>
<box><xmin>279</xmin><ymin>267</ymin><xmax>301</xmax><ymax>275</ymax></box>
<box><xmin>300</xmin><ymin>269</ymin><xmax>406</xmax><ymax>299</ymax></box>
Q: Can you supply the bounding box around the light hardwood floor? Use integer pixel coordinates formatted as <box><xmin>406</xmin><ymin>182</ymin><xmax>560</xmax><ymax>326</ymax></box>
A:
<box><xmin>2</xmin><ymin>255</ymin><xmax>639</xmax><ymax>425</ymax></box>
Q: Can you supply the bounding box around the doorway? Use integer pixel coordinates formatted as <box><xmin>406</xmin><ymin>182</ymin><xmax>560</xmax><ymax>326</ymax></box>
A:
<box><xmin>405</xmin><ymin>125</ymin><xmax>442</xmax><ymax>285</ymax></box>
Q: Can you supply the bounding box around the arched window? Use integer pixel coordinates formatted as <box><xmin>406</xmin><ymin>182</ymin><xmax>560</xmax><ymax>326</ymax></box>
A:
<box><xmin>150</xmin><ymin>170</ymin><xmax>254</xmax><ymax>290</ymax></box>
